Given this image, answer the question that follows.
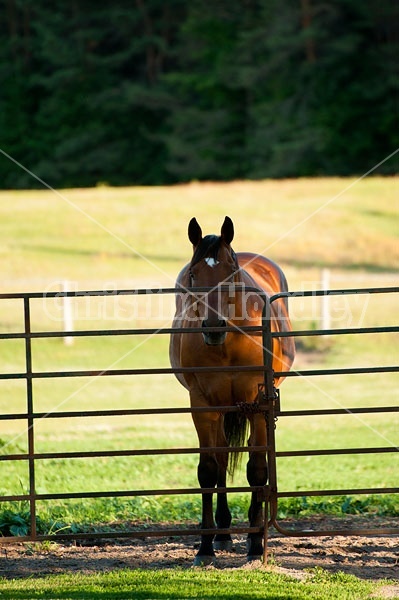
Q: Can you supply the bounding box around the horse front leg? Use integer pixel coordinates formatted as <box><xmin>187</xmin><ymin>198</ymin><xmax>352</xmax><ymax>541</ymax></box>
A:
<box><xmin>246</xmin><ymin>413</ymin><xmax>268</xmax><ymax>561</ymax></box>
<box><xmin>192</xmin><ymin>410</ymin><xmax>220</xmax><ymax>566</ymax></box>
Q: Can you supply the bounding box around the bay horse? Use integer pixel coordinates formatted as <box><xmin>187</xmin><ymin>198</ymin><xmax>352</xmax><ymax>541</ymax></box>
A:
<box><xmin>169</xmin><ymin>216</ymin><xmax>295</xmax><ymax>565</ymax></box>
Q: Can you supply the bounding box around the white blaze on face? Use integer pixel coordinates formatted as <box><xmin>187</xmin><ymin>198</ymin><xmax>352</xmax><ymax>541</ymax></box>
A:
<box><xmin>205</xmin><ymin>257</ymin><xmax>219</xmax><ymax>267</ymax></box>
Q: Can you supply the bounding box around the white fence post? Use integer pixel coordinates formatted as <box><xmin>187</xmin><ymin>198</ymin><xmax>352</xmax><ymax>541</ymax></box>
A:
<box><xmin>321</xmin><ymin>268</ymin><xmax>331</xmax><ymax>331</ymax></box>
<box><xmin>62</xmin><ymin>281</ymin><xmax>74</xmax><ymax>346</ymax></box>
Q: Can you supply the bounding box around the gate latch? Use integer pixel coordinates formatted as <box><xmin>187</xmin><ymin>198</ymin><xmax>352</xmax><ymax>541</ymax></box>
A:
<box><xmin>257</xmin><ymin>384</ymin><xmax>281</xmax><ymax>414</ymax></box>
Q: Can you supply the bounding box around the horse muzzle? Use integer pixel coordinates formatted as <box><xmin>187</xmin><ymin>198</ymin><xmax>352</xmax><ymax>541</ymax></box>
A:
<box><xmin>202</xmin><ymin>319</ymin><xmax>227</xmax><ymax>346</ymax></box>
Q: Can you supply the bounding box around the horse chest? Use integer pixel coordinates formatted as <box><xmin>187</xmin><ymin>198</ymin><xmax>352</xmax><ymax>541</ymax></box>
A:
<box><xmin>192</xmin><ymin>370</ymin><xmax>261</xmax><ymax>406</ymax></box>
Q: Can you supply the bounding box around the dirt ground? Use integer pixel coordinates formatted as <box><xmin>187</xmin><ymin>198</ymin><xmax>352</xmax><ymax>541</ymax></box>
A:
<box><xmin>0</xmin><ymin>516</ymin><xmax>398</xmax><ymax>590</ymax></box>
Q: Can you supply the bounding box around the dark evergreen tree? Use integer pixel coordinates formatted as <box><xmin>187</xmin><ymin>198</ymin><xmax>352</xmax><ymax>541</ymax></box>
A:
<box><xmin>0</xmin><ymin>0</ymin><xmax>397</xmax><ymax>187</ymax></box>
<box><xmin>163</xmin><ymin>0</ymin><xmax>398</xmax><ymax>180</ymax></box>
<box><xmin>0</xmin><ymin>0</ymin><xmax>185</xmax><ymax>188</ymax></box>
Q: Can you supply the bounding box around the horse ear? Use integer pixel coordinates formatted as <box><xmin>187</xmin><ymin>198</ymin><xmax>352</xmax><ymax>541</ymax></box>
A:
<box><xmin>188</xmin><ymin>217</ymin><xmax>202</xmax><ymax>247</ymax></box>
<box><xmin>221</xmin><ymin>216</ymin><xmax>234</xmax><ymax>245</ymax></box>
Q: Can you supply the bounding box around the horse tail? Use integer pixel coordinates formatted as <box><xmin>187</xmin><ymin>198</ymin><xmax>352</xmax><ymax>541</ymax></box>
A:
<box><xmin>224</xmin><ymin>411</ymin><xmax>248</xmax><ymax>477</ymax></box>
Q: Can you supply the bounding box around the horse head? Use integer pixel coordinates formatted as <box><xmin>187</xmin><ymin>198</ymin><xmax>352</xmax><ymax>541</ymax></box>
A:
<box><xmin>187</xmin><ymin>216</ymin><xmax>238</xmax><ymax>346</ymax></box>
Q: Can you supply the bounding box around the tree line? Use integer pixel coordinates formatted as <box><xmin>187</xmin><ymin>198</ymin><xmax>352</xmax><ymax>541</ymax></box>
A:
<box><xmin>1</xmin><ymin>0</ymin><xmax>398</xmax><ymax>188</ymax></box>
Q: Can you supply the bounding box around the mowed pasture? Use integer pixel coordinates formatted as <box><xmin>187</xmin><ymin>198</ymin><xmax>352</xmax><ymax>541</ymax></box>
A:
<box><xmin>0</xmin><ymin>177</ymin><xmax>398</xmax><ymax>534</ymax></box>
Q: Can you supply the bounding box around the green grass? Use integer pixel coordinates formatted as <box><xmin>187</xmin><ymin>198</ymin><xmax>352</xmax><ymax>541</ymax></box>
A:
<box><xmin>0</xmin><ymin>567</ymin><xmax>394</xmax><ymax>600</ymax></box>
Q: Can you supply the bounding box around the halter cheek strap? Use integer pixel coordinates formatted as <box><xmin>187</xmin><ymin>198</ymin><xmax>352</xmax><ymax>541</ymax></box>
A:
<box><xmin>188</xmin><ymin>267</ymin><xmax>195</xmax><ymax>287</ymax></box>
<box><xmin>188</xmin><ymin>268</ymin><xmax>200</xmax><ymax>317</ymax></box>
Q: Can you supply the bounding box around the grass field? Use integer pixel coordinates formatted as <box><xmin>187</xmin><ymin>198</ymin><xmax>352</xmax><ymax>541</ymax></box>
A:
<box><xmin>0</xmin><ymin>177</ymin><xmax>398</xmax><ymax>598</ymax></box>
<box><xmin>1</xmin><ymin>177</ymin><xmax>398</xmax><ymax>288</ymax></box>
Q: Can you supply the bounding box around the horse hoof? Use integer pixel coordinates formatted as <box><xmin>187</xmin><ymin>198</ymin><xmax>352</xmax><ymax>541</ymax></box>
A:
<box><xmin>214</xmin><ymin>540</ymin><xmax>233</xmax><ymax>552</ymax></box>
<box><xmin>193</xmin><ymin>554</ymin><xmax>216</xmax><ymax>567</ymax></box>
<box><xmin>247</xmin><ymin>555</ymin><xmax>263</xmax><ymax>563</ymax></box>
<box><xmin>246</xmin><ymin>538</ymin><xmax>263</xmax><ymax>559</ymax></box>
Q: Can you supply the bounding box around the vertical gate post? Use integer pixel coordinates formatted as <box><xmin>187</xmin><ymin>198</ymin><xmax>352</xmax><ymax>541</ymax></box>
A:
<box><xmin>24</xmin><ymin>297</ymin><xmax>37</xmax><ymax>540</ymax></box>
<box><xmin>261</xmin><ymin>294</ymin><xmax>279</xmax><ymax>564</ymax></box>
<box><xmin>262</xmin><ymin>491</ymin><xmax>269</xmax><ymax>564</ymax></box>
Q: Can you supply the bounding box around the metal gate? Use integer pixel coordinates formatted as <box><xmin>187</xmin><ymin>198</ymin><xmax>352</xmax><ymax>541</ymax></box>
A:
<box><xmin>0</xmin><ymin>285</ymin><xmax>398</xmax><ymax>561</ymax></box>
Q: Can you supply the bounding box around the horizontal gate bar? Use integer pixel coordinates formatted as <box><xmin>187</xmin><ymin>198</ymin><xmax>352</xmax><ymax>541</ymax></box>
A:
<box><xmin>274</xmin><ymin>366</ymin><xmax>399</xmax><ymax>377</ymax></box>
<box><xmin>277</xmin><ymin>486</ymin><xmax>399</xmax><ymax>498</ymax></box>
<box><xmin>2</xmin><ymin>485</ymin><xmax>397</xmax><ymax>505</ymax></box>
<box><xmin>2</xmin><ymin>285</ymin><xmax>398</xmax><ymax>301</ymax></box>
<box><xmin>0</xmin><ymin>324</ymin><xmax>263</xmax><ymax>340</ymax></box>
<box><xmin>275</xmin><ymin>446</ymin><xmax>398</xmax><ymax>457</ymax></box>
<box><xmin>270</xmin><ymin>286</ymin><xmax>399</xmax><ymax>303</ymax></box>
<box><xmin>0</xmin><ymin>525</ymin><xmax>265</xmax><ymax>544</ymax></box>
<box><xmin>0</xmin><ymin>365</ymin><xmax>398</xmax><ymax>381</ymax></box>
<box><xmin>0</xmin><ymin>365</ymin><xmax>270</xmax><ymax>380</ymax></box>
<box><xmin>275</xmin><ymin>326</ymin><xmax>399</xmax><ymax>337</ymax></box>
<box><xmin>1</xmin><ymin>325</ymin><xmax>397</xmax><ymax>341</ymax></box>
<box><xmin>0</xmin><ymin>486</ymin><xmax>266</xmax><ymax>503</ymax></box>
<box><xmin>0</xmin><ymin>285</ymin><xmax>263</xmax><ymax>302</ymax></box>
<box><xmin>0</xmin><ymin>405</ymin><xmax>397</xmax><ymax>423</ymax></box>
<box><xmin>0</xmin><ymin>282</ymin><xmax>266</xmax><ymax>300</ymax></box>
<box><xmin>278</xmin><ymin>406</ymin><xmax>399</xmax><ymax>417</ymax></box>
<box><xmin>0</xmin><ymin>445</ymin><xmax>269</xmax><ymax>462</ymax></box>
<box><xmin>0</xmin><ymin>405</ymin><xmax>260</xmax><ymax>420</ymax></box>
<box><xmin>1</xmin><ymin>446</ymin><xmax>396</xmax><ymax>463</ymax></box>
<box><xmin>2</xmin><ymin>485</ymin><xmax>398</xmax><ymax>507</ymax></box>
